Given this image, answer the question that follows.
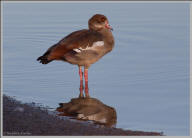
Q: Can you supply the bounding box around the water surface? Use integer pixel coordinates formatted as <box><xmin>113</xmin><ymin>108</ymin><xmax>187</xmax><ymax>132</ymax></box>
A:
<box><xmin>3</xmin><ymin>2</ymin><xmax>190</xmax><ymax>136</ymax></box>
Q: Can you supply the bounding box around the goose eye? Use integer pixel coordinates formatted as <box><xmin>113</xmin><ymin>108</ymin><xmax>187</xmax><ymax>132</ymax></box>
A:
<box><xmin>96</xmin><ymin>20</ymin><xmax>100</xmax><ymax>23</ymax></box>
<box><xmin>101</xmin><ymin>17</ymin><xmax>106</xmax><ymax>22</ymax></box>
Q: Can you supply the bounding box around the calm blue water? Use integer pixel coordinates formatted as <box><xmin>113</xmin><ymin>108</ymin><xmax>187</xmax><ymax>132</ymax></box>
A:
<box><xmin>2</xmin><ymin>2</ymin><xmax>190</xmax><ymax>136</ymax></box>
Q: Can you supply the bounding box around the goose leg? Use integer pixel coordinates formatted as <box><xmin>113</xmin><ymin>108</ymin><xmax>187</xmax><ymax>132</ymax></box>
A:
<box><xmin>84</xmin><ymin>68</ymin><xmax>90</xmax><ymax>98</ymax></box>
<box><xmin>78</xmin><ymin>66</ymin><xmax>84</xmax><ymax>98</ymax></box>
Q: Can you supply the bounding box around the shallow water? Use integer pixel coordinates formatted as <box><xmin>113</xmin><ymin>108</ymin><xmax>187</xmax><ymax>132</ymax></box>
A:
<box><xmin>2</xmin><ymin>2</ymin><xmax>190</xmax><ymax>136</ymax></box>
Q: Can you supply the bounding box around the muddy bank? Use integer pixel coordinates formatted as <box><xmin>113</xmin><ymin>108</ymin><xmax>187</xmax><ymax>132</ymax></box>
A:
<box><xmin>3</xmin><ymin>95</ymin><xmax>163</xmax><ymax>136</ymax></box>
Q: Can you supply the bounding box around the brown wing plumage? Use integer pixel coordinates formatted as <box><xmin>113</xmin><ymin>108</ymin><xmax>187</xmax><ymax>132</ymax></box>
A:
<box><xmin>37</xmin><ymin>29</ymin><xmax>103</xmax><ymax>64</ymax></box>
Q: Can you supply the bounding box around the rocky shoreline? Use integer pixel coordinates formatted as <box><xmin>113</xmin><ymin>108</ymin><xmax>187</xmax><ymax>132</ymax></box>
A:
<box><xmin>3</xmin><ymin>95</ymin><xmax>163</xmax><ymax>136</ymax></box>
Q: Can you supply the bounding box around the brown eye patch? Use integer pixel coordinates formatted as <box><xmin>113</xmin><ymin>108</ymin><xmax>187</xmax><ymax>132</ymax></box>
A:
<box><xmin>95</xmin><ymin>18</ymin><xmax>105</xmax><ymax>24</ymax></box>
<box><xmin>100</xmin><ymin>17</ymin><xmax>106</xmax><ymax>22</ymax></box>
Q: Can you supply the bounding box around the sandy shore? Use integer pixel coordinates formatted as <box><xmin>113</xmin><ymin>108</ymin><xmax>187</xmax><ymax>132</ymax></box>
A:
<box><xmin>3</xmin><ymin>95</ymin><xmax>163</xmax><ymax>136</ymax></box>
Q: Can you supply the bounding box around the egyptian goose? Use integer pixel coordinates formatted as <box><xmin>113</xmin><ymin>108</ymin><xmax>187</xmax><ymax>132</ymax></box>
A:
<box><xmin>37</xmin><ymin>14</ymin><xmax>114</xmax><ymax>98</ymax></box>
<box><xmin>57</xmin><ymin>97</ymin><xmax>117</xmax><ymax>127</ymax></box>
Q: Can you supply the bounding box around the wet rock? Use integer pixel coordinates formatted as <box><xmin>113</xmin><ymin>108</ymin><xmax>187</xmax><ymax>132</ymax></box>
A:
<box><xmin>3</xmin><ymin>95</ymin><xmax>163</xmax><ymax>136</ymax></box>
<box><xmin>14</xmin><ymin>106</ymin><xmax>24</xmax><ymax>112</ymax></box>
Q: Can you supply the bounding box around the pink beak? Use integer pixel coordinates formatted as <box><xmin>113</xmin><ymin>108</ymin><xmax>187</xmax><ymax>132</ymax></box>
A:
<box><xmin>105</xmin><ymin>22</ymin><xmax>113</xmax><ymax>31</ymax></box>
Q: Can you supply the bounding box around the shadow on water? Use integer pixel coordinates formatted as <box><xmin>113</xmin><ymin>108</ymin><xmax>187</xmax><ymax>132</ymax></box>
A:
<box><xmin>56</xmin><ymin>97</ymin><xmax>117</xmax><ymax>127</ymax></box>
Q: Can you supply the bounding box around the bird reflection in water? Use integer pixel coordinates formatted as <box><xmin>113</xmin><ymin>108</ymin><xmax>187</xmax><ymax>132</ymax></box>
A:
<box><xmin>56</xmin><ymin>97</ymin><xmax>117</xmax><ymax>127</ymax></box>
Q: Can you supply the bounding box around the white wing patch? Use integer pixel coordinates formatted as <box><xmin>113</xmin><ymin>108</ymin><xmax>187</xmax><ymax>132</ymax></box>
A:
<box><xmin>73</xmin><ymin>41</ymin><xmax>104</xmax><ymax>53</ymax></box>
<box><xmin>73</xmin><ymin>49</ymin><xmax>81</xmax><ymax>53</ymax></box>
<box><xmin>99</xmin><ymin>118</ymin><xmax>107</xmax><ymax>123</ymax></box>
<box><xmin>92</xmin><ymin>41</ymin><xmax>104</xmax><ymax>47</ymax></box>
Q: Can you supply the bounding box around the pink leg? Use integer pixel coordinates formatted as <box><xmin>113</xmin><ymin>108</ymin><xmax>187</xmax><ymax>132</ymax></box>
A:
<box><xmin>78</xmin><ymin>66</ymin><xmax>84</xmax><ymax>98</ymax></box>
<box><xmin>84</xmin><ymin>69</ymin><xmax>90</xmax><ymax>98</ymax></box>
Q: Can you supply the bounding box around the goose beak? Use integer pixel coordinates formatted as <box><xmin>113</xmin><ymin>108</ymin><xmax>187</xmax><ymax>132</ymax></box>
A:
<box><xmin>105</xmin><ymin>22</ymin><xmax>113</xmax><ymax>31</ymax></box>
